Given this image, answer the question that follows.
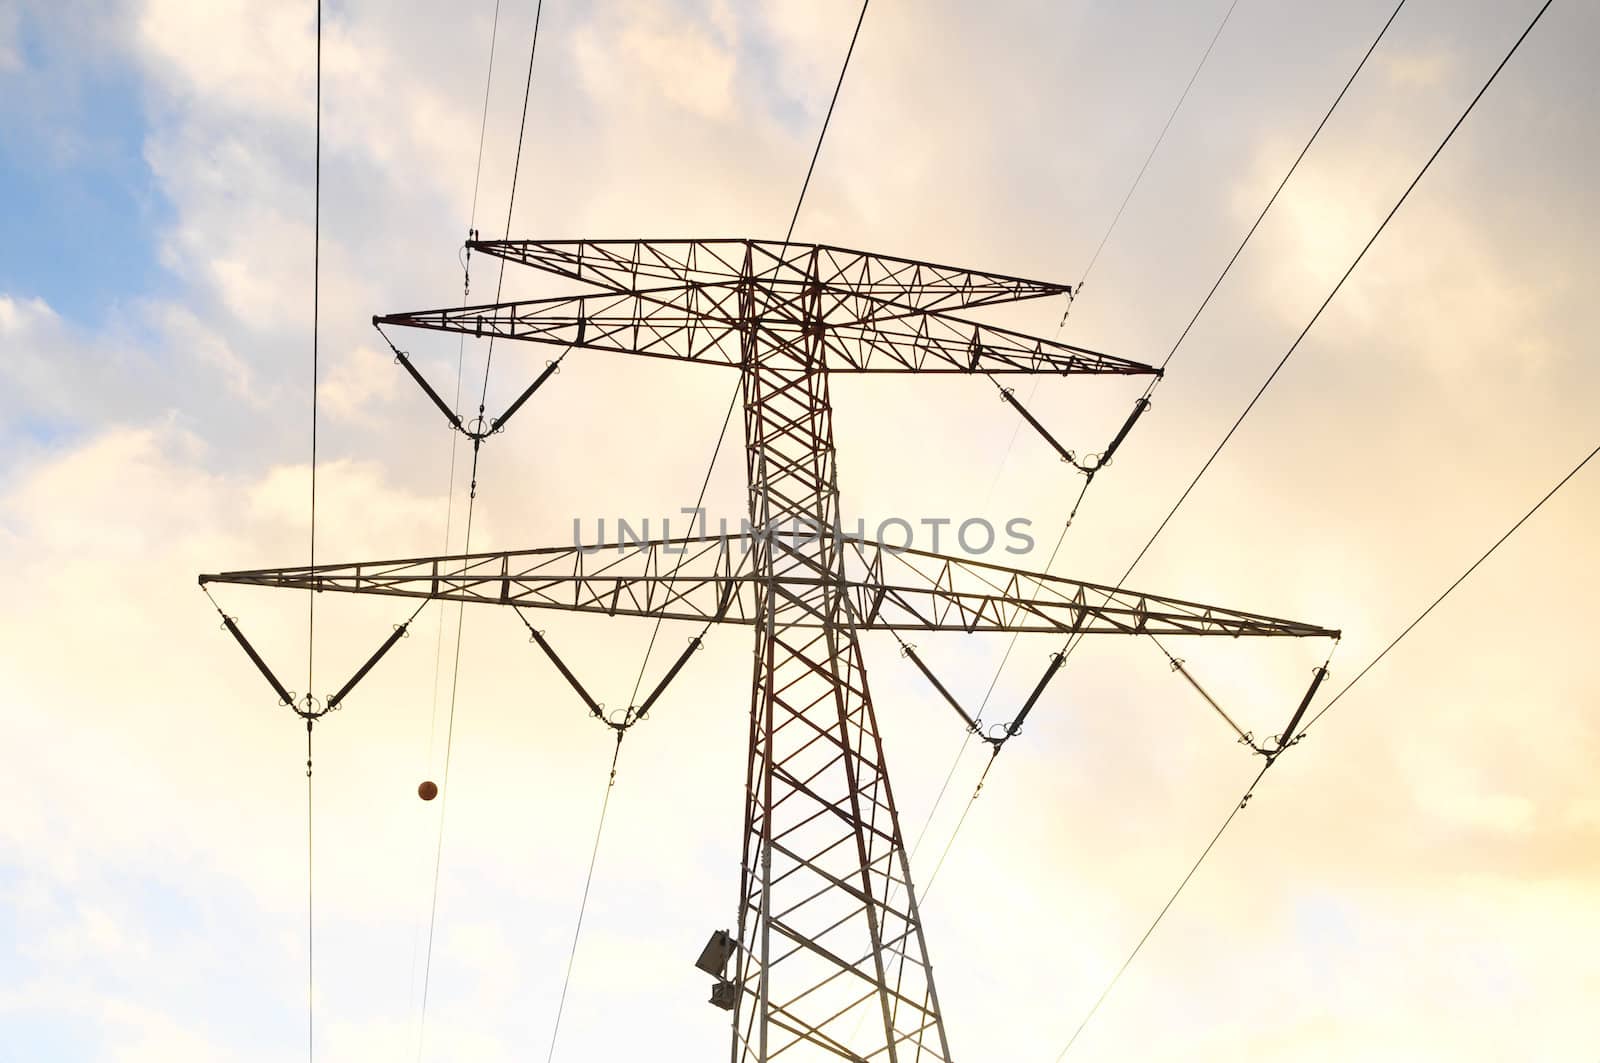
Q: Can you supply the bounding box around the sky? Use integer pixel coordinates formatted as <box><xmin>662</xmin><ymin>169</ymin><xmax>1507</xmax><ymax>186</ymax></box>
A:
<box><xmin>1</xmin><ymin>0</ymin><xmax>1597</xmax><ymax>1060</ymax></box>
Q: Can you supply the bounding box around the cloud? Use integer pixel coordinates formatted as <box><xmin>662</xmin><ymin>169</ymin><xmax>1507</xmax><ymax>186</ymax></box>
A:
<box><xmin>574</xmin><ymin>0</ymin><xmax>740</xmax><ymax>122</ymax></box>
<box><xmin>1234</xmin><ymin>135</ymin><xmax>1569</xmax><ymax>386</ymax></box>
<box><xmin>147</xmin><ymin>301</ymin><xmax>261</xmax><ymax>401</ymax></box>
<box><xmin>319</xmin><ymin>342</ymin><xmax>404</xmax><ymax>423</ymax></box>
<box><xmin>0</xmin><ymin>292</ymin><xmax>56</xmax><ymax>334</ymax></box>
<box><xmin>1380</xmin><ymin>48</ymin><xmax>1456</xmax><ymax>90</ymax></box>
<box><xmin>5</xmin><ymin>0</ymin><xmax>1600</xmax><ymax>1059</ymax></box>
<box><xmin>0</xmin><ymin>4</ymin><xmax>21</xmax><ymax>74</ymax></box>
<box><xmin>135</xmin><ymin>0</ymin><xmax>316</xmax><ymax>122</ymax></box>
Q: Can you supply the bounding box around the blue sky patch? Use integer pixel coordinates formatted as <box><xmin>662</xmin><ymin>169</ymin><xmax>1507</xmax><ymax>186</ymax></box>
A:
<box><xmin>0</xmin><ymin>13</ymin><xmax>172</xmax><ymax>326</ymax></box>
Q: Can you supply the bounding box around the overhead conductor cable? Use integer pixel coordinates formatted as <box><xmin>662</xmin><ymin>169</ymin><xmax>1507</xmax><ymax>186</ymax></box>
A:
<box><xmin>900</xmin><ymin>0</ymin><xmax>1250</xmax><ymax>911</ymax></box>
<box><xmin>1054</xmin><ymin>3</ymin><xmax>1560</xmax><ymax>1055</ymax></box>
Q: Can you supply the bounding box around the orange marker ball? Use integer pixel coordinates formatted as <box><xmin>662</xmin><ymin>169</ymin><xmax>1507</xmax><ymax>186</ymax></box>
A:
<box><xmin>418</xmin><ymin>780</ymin><xmax>439</xmax><ymax>801</ymax></box>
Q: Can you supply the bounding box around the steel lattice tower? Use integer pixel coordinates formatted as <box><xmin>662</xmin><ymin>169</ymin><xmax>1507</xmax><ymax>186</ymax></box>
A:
<box><xmin>202</xmin><ymin>238</ymin><xmax>1336</xmax><ymax>1061</ymax></box>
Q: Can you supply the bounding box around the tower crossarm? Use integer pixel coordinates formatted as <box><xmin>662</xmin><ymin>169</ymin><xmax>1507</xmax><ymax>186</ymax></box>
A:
<box><xmin>467</xmin><ymin>238</ymin><xmax>1073</xmax><ymax>315</ymax></box>
<box><xmin>377</xmin><ymin>285</ymin><xmax>1156</xmax><ymax>376</ymax></box>
<box><xmin>839</xmin><ymin>538</ymin><xmax>1338</xmax><ymax>638</ymax></box>
<box><xmin>201</xmin><ymin>535</ymin><xmax>757</xmax><ymax>624</ymax></box>
<box><xmin>819</xmin><ymin>307</ymin><xmax>1154</xmax><ymax>375</ymax></box>
<box><xmin>199</xmin><ymin>533</ymin><xmax>1335</xmax><ymax>639</ymax></box>
<box><xmin>379</xmin><ymin>284</ymin><xmax>751</xmax><ymax>367</ymax></box>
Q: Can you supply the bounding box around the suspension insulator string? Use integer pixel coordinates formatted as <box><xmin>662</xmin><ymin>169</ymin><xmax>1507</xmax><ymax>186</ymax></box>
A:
<box><xmin>995</xmin><ymin>650</ymin><xmax>1067</xmax><ymax>744</ymax></box>
<box><xmin>520</xmin><ymin>607</ymin><xmax>712</xmax><ymax>733</ymax></box>
<box><xmin>895</xmin><ymin>635</ymin><xmax>982</xmax><ymax>735</ymax></box>
<box><xmin>1147</xmin><ymin>633</ymin><xmax>1262</xmax><ymax>753</ymax></box>
<box><xmin>323</xmin><ymin>599</ymin><xmax>430</xmax><ymax>712</ymax></box>
<box><xmin>376</xmin><ymin>321</ymin><xmax>573</xmax><ymax>443</ymax></box>
<box><xmin>630</xmin><ymin>629</ymin><xmax>708</xmax><ymax>723</ymax></box>
<box><xmin>1272</xmin><ymin>638</ymin><xmax>1340</xmax><ymax>753</ymax></box>
<box><xmin>986</xmin><ymin>375</ymin><xmax>1159</xmax><ymax>479</ymax></box>
<box><xmin>519</xmin><ymin>610</ymin><xmax>607</xmax><ymax>722</ymax></box>
<box><xmin>203</xmin><ymin>582</ymin><xmax>427</xmax><ymax>722</ymax></box>
<box><xmin>205</xmin><ymin>585</ymin><xmax>296</xmax><ymax>708</ymax></box>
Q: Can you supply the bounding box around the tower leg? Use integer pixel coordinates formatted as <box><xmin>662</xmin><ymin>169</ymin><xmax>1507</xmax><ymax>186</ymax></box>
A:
<box><xmin>731</xmin><ymin>251</ymin><xmax>951</xmax><ymax>1061</ymax></box>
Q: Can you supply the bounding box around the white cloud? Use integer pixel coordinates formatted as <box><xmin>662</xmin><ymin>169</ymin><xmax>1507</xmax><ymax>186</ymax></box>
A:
<box><xmin>135</xmin><ymin>0</ymin><xmax>316</xmax><ymax>121</ymax></box>
<box><xmin>574</xmin><ymin>0</ymin><xmax>740</xmax><ymax>122</ymax></box>
<box><xmin>319</xmin><ymin>342</ymin><xmax>403</xmax><ymax>422</ymax></box>
<box><xmin>1380</xmin><ymin>48</ymin><xmax>1456</xmax><ymax>90</ymax></box>
<box><xmin>5</xmin><ymin>0</ymin><xmax>1600</xmax><ymax>1059</ymax></box>
<box><xmin>0</xmin><ymin>3</ymin><xmax>22</xmax><ymax>73</ymax></box>
<box><xmin>0</xmin><ymin>292</ymin><xmax>56</xmax><ymax>334</ymax></box>
<box><xmin>148</xmin><ymin>301</ymin><xmax>262</xmax><ymax>401</ymax></box>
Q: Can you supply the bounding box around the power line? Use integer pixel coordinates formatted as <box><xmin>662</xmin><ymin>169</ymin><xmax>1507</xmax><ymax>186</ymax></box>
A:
<box><xmin>1046</xmin><ymin>0</ymin><xmax>1544</xmax><ymax>685</ymax></box>
<box><xmin>1075</xmin><ymin>0</ymin><xmax>1242</xmax><ymax>295</ymax></box>
<box><xmin>1052</xmin><ymin>759</ymin><xmax>1270</xmax><ymax>1061</ymax></box>
<box><xmin>1297</xmin><ymin>440</ymin><xmax>1598</xmax><ymax>740</ymax></box>
<box><xmin>478</xmin><ymin>0</ymin><xmax>545</xmax><ymax>406</ymax></box>
<box><xmin>911</xmin><ymin>0</ymin><xmax>1407</xmax><ymax>899</ymax></box>
<box><xmin>1145</xmin><ymin>0</ymin><xmax>1409</xmax><ymax>385</ymax></box>
<box><xmin>416</xmin><ymin>5</ymin><xmax>546</xmax><ymax>1057</ymax></box>
<box><xmin>624</xmin><ymin>386</ymin><xmax>741</xmax><ymax>707</ymax></box>
<box><xmin>918</xmin><ymin>752</ymin><xmax>997</xmax><ymax>904</ymax></box>
<box><xmin>1051</xmin><ymin>8</ymin><xmax>1560</xmax><ymax>1051</ymax></box>
<box><xmin>1112</xmin><ymin>0</ymin><xmax>1554</xmax><ymax>592</ymax></box>
<box><xmin>545</xmin><ymin>734</ymin><xmax>626</xmax><ymax>1061</ymax></box>
<box><xmin>908</xmin><ymin>0</ymin><xmax>1248</xmax><ymax>884</ymax></box>
<box><xmin>304</xmin><ymin>721</ymin><xmax>316</xmax><ymax>1062</ymax></box>
<box><xmin>411</xmin><ymin>0</ymin><xmax>504</xmax><ymax>1028</ymax></box>
<box><xmin>466</xmin><ymin>0</ymin><xmax>505</xmax><ymax>235</ymax></box>
<box><xmin>784</xmin><ymin>0</ymin><xmax>870</xmax><ymax>246</ymax></box>
<box><xmin>306</xmin><ymin>1</ymin><xmax>322</xmax><ymax>1058</ymax></box>
<box><xmin>543</xmin><ymin>383</ymin><xmax>736</xmax><ymax>1053</ymax></box>
<box><xmin>1053</xmin><ymin>435</ymin><xmax>1592</xmax><ymax>1059</ymax></box>
<box><xmin>974</xmin><ymin>0</ymin><xmax>1244</xmax><ymax>506</ymax></box>
<box><xmin>430</xmin><ymin>0</ymin><xmax>504</xmax><ymax>758</ymax></box>
<box><xmin>1055</xmin><ymin>0</ymin><xmax>1407</xmax><ymax>603</ymax></box>
<box><xmin>900</xmin><ymin>480</ymin><xmax>1087</xmax><ymax>899</ymax></box>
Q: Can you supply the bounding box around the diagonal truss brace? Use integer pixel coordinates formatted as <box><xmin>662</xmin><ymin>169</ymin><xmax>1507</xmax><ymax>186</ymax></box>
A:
<box><xmin>375</xmin><ymin>282</ymin><xmax>1155</xmax><ymax>376</ymax></box>
<box><xmin>465</xmin><ymin>238</ymin><xmax>1075</xmax><ymax>315</ymax></box>
<box><xmin>199</xmin><ymin>532</ymin><xmax>1338</xmax><ymax>640</ymax></box>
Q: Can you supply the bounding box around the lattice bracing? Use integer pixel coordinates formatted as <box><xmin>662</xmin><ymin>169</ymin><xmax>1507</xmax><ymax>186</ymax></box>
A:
<box><xmin>469</xmin><ymin>238</ymin><xmax>1072</xmax><ymax>314</ymax></box>
<box><xmin>377</xmin><ymin>284</ymin><xmax>1153</xmax><ymax>375</ymax></box>
<box><xmin>204</xmin><ymin>534</ymin><xmax>1334</xmax><ymax>639</ymax></box>
<box><xmin>203</xmin><ymin>237</ymin><xmax>1336</xmax><ymax>1061</ymax></box>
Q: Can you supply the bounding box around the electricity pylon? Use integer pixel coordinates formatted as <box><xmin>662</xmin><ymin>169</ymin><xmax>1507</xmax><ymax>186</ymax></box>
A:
<box><xmin>202</xmin><ymin>239</ymin><xmax>1337</xmax><ymax>1061</ymax></box>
